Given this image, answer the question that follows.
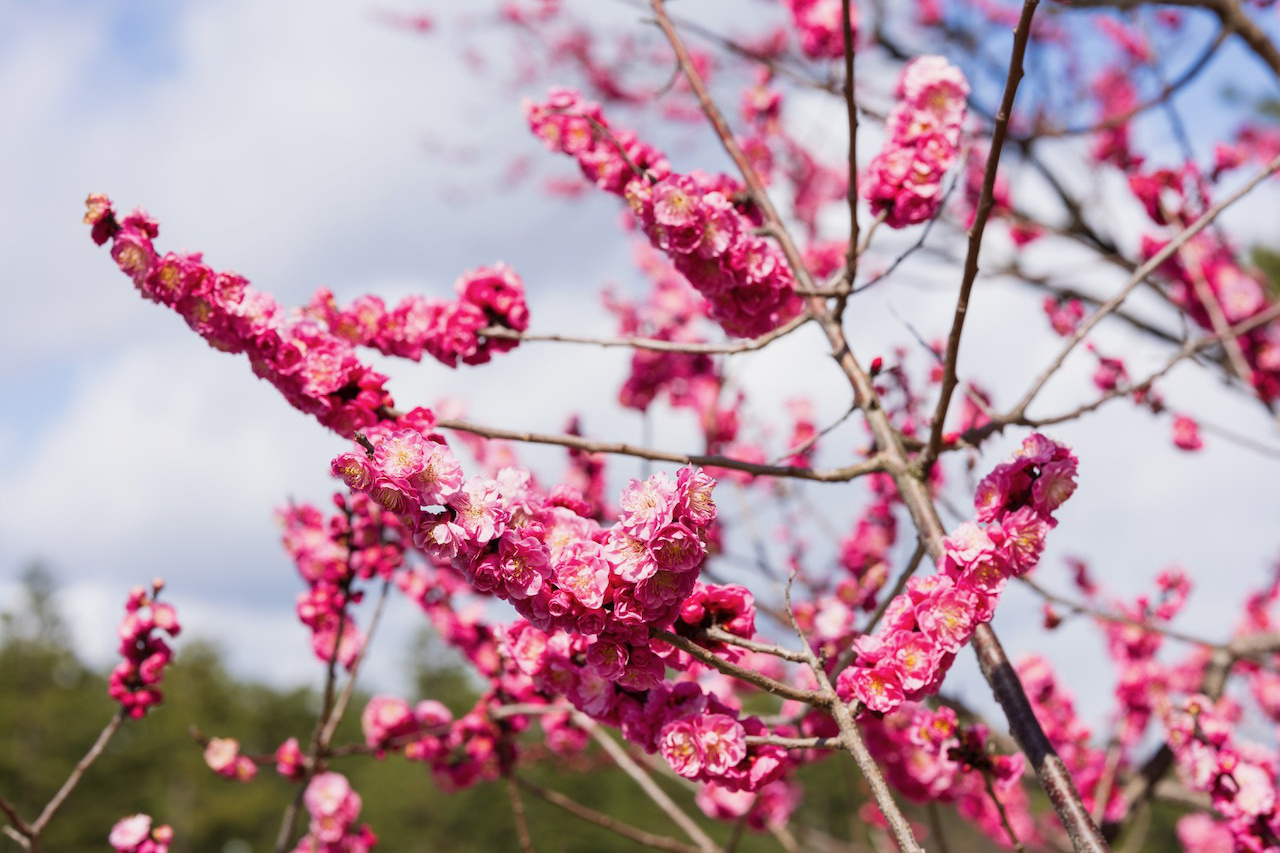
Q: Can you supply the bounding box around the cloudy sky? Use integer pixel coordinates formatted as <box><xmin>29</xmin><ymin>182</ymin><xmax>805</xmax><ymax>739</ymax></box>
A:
<box><xmin>3</xmin><ymin>0</ymin><xmax>1280</xmax><ymax>736</ymax></box>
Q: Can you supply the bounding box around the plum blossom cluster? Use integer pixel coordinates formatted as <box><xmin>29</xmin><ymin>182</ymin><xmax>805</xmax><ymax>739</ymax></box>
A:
<box><xmin>863</xmin><ymin>56</ymin><xmax>969</xmax><ymax>228</ymax></box>
<box><xmin>1142</xmin><ymin>228</ymin><xmax>1280</xmax><ymax>403</ymax></box>
<box><xmin>1121</xmin><ymin>161</ymin><xmax>1280</xmax><ymax>402</ymax></box>
<box><xmin>109</xmin><ymin>581</ymin><xmax>181</xmax><ymax>719</ymax></box>
<box><xmin>108</xmin><ymin>814</ymin><xmax>173</xmax><ymax>853</ymax></box>
<box><xmin>525</xmin><ymin>89</ymin><xmax>802</xmax><ymax>337</ymax></box>
<box><xmin>85</xmin><ymin>195</ymin><xmax>392</xmax><ymax>436</ymax></box>
<box><xmin>783</xmin><ymin>0</ymin><xmax>858</xmax><ymax>60</ymax></box>
<box><xmin>279</xmin><ymin>491</ymin><xmax>413</xmax><ymax>668</ymax></box>
<box><xmin>500</xmin><ymin>622</ymin><xmax>790</xmax><ymax>793</ymax></box>
<box><xmin>328</xmin><ymin>418</ymin><xmax>795</xmax><ymax>792</ymax></box>
<box><xmin>1100</xmin><ymin>569</ymin><xmax>1196</xmax><ymax>746</ymax></box>
<box><xmin>604</xmin><ymin>249</ymin><xmax>741</xmax><ymax>455</ymax></box>
<box><xmin>292</xmin><ymin>772</ymin><xmax>377</xmax><ymax>853</ymax></box>
<box><xmin>1163</xmin><ymin>693</ymin><xmax>1280</xmax><ymax>851</ymax></box>
<box><xmin>304</xmin><ymin>262</ymin><xmax>529</xmax><ymax>368</ymax></box>
<box><xmin>85</xmin><ymin>196</ymin><xmax>527</xmax><ymax>437</ymax></box>
<box><xmin>333</xmin><ymin>418</ymin><xmax>722</xmax><ymax>690</ymax></box>
<box><xmin>792</xmin><ymin>471</ymin><xmax>899</xmax><ymax>651</ymax></box>
<box><xmin>837</xmin><ymin>434</ymin><xmax>1078</xmax><ymax>715</ymax></box>
<box><xmin>862</xmin><ymin>703</ymin><xmax>1037</xmax><ymax>847</ymax></box>
<box><xmin>359</xmin><ymin>685</ymin><xmax>514</xmax><ymax>791</ymax></box>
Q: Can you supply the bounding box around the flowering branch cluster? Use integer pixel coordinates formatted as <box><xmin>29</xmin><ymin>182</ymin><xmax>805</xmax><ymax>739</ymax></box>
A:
<box><xmin>863</xmin><ymin>56</ymin><xmax>969</xmax><ymax>229</ymax></box>
<box><xmin>279</xmin><ymin>493</ymin><xmax>407</xmax><ymax>669</ymax></box>
<box><xmin>1164</xmin><ymin>694</ymin><xmax>1280</xmax><ymax>851</ymax></box>
<box><xmin>304</xmin><ymin>264</ymin><xmax>529</xmax><ymax>368</ymax></box>
<box><xmin>863</xmin><ymin>703</ymin><xmax>1036</xmax><ymax>847</ymax></box>
<box><xmin>837</xmin><ymin>434</ymin><xmax>1078</xmax><ymax>715</ymax></box>
<box><xmin>69</xmin><ymin>0</ymin><xmax>1280</xmax><ymax>849</ymax></box>
<box><xmin>83</xmin><ymin>195</ymin><xmax>527</xmax><ymax>438</ymax></box>
<box><xmin>783</xmin><ymin>0</ymin><xmax>859</xmax><ymax>60</ymax></box>
<box><xmin>109</xmin><ymin>581</ymin><xmax>181</xmax><ymax>719</ymax></box>
<box><xmin>525</xmin><ymin>89</ymin><xmax>802</xmax><ymax>337</ymax></box>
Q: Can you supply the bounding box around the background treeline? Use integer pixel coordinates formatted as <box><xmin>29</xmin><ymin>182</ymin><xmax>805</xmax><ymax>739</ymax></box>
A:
<box><xmin>0</xmin><ymin>567</ymin><xmax>1183</xmax><ymax>851</ymax></box>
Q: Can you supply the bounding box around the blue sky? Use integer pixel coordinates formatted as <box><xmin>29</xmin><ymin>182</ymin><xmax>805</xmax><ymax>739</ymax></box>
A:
<box><xmin>3</xmin><ymin>0</ymin><xmax>1280</xmax><ymax>733</ymax></box>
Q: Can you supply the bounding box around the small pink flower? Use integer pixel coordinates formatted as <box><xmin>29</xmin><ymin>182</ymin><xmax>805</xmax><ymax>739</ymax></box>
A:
<box><xmin>1231</xmin><ymin>761</ymin><xmax>1276</xmax><ymax>816</ymax></box>
<box><xmin>619</xmin><ymin>473</ymin><xmax>677</xmax><ymax>540</ymax></box>
<box><xmin>1032</xmin><ymin>458</ymin><xmax>1078</xmax><ymax>515</ymax></box>
<box><xmin>1172</xmin><ymin>414</ymin><xmax>1204</xmax><ymax>451</ymax></box>
<box><xmin>973</xmin><ymin>464</ymin><xmax>1013</xmax><ymax>522</ymax></box>
<box><xmin>109</xmin><ymin>814</ymin><xmax>152</xmax><ymax>850</ymax></box>
<box><xmin>697</xmin><ymin>714</ymin><xmax>747</xmax><ymax>775</ymax></box>
<box><xmin>915</xmin><ymin>585</ymin><xmax>979</xmax><ymax>652</ymax></box>
<box><xmin>992</xmin><ymin>506</ymin><xmax>1048</xmax><ymax>576</ymax></box>
<box><xmin>362</xmin><ymin>695</ymin><xmax>419</xmax><ymax>749</ymax></box>
<box><xmin>659</xmin><ymin>719</ymin><xmax>703</xmax><ymax>777</ymax></box>
<box><xmin>275</xmin><ymin>737</ymin><xmax>305</xmax><ymax>780</ymax></box>
<box><xmin>845</xmin><ymin>660</ymin><xmax>906</xmax><ymax>714</ymax></box>
<box><xmin>648</xmin><ymin>522</ymin><xmax>705</xmax><ymax>572</ymax></box>
<box><xmin>586</xmin><ymin>639</ymin><xmax>628</xmax><ymax>681</ymax></box>
<box><xmin>204</xmin><ymin>737</ymin><xmax>240</xmax><ymax>774</ymax></box>
<box><xmin>304</xmin><ymin>771</ymin><xmax>353</xmax><ymax>818</ymax></box>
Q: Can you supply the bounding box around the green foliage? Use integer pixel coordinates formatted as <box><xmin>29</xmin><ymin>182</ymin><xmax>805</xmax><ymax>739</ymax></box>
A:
<box><xmin>0</xmin><ymin>568</ymin><xmax>1193</xmax><ymax>851</ymax></box>
<box><xmin>1250</xmin><ymin>245</ymin><xmax>1280</xmax><ymax>300</ymax></box>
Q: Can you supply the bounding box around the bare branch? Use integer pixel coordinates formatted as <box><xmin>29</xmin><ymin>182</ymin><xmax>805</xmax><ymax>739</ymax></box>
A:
<box><xmin>1011</xmin><ymin>150</ymin><xmax>1280</xmax><ymax>420</ymax></box>
<box><xmin>476</xmin><ymin>310</ymin><xmax>811</xmax><ymax>355</ymax></box>
<box><xmin>514</xmin><ymin>775</ymin><xmax>701</xmax><ymax>853</ymax></box>
<box><xmin>925</xmin><ymin>0</ymin><xmax>1041</xmax><ymax>469</ymax></box>
<box><xmin>577</xmin><ymin>712</ymin><xmax>719</xmax><ymax>853</ymax></box>
<box><xmin>653</xmin><ymin>628</ymin><xmax>827</xmax><ymax>704</ymax></box>
<box><xmin>435</xmin><ymin>416</ymin><xmax>887</xmax><ymax>483</ymax></box>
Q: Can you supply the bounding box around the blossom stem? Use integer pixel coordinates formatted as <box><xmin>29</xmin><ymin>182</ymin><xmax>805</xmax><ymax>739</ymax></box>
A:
<box><xmin>576</xmin><ymin>713</ymin><xmax>719</xmax><ymax>853</ymax></box>
<box><xmin>434</xmin><ymin>417</ymin><xmax>886</xmax><ymax>483</ymax></box>
<box><xmin>653</xmin><ymin>629</ymin><xmax>826</xmax><ymax>704</ymax></box>
<box><xmin>31</xmin><ymin>709</ymin><xmax>126</xmax><ymax>837</ymax></box>
<box><xmin>505</xmin><ymin>773</ymin><xmax>536</xmax><ymax>853</ymax></box>
<box><xmin>923</xmin><ymin>0</ymin><xmax>1039</xmax><ymax>471</ymax></box>
<box><xmin>514</xmin><ymin>775</ymin><xmax>700</xmax><ymax>853</ymax></box>
<box><xmin>1011</xmin><ymin>149</ymin><xmax>1280</xmax><ymax>421</ymax></box>
<box><xmin>476</xmin><ymin>310</ymin><xmax>811</xmax><ymax>354</ymax></box>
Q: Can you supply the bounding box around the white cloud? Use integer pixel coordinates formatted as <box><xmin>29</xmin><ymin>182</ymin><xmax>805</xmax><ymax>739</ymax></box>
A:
<box><xmin>3</xmin><ymin>0</ymin><xmax>1280</xmax><ymax>745</ymax></box>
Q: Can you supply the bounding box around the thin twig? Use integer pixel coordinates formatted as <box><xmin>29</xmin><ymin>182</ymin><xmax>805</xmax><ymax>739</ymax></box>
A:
<box><xmin>576</xmin><ymin>712</ymin><xmax>719</xmax><ymax>853</ymax></box>
<box><xmin>1057</xmin><ymin>0</ymin><xmax>1280</xmax><ymax>82</ymax></box>
<box><xmin>1000</xmin><ymin>299</ymin><xmax>1280</xmax><ymax>432</ymax></box>
<box><xmin>701</xmin><ymin>626</ymin><xmax>810</xmax><ymax>663</ymax></box>
<box><xmin>841</xmin><ymin>0</ymin><xmax>860</xmax><ymax>285</ymax></box>
<box><xmin>506</xmin><ymin>773</ymin><xmax>536</xmax><ymax>853</ymax></box>
<box><xmin>1015</xmin><ymin>30</ymin><xmax>1226</xmax><ymax>140</ymax></box>
<box><xmin>766</xmin><ymin>404</ymin><xmax>858</xmax><ymax>467</ymax></box>
<box><xmin>0</xmin><ymin>795</ymin><xmax>33</xmax><ymax>850</ymax></box>
<box><xmin>1011</xmin><ymin>150</ymin><xmax>1280</xmax><ymax>420</ymax></box>
<box><xmin>31</xmin><ymin>709</ymin><xmax>126</xmax><ymax>835</ymax></box>
<box><xmin>514</xmin><ymin>775</ymin><xmax>700</xmax><ymax>853</ymax></box>
<box><xmin>833</xmin><ymin>538</ymin><xmax>928</xmax><ymax>676</ymax></box>
<box><xmin>1020</xmin><ymin>576</ymin><xmax>1280</xmax><ymax>659</ymax></box>
<box><xmin>745</xmin><ymin>734</ymin><xmax>845</xmax><ymax>750</ymax></box>
<box><xmin>654</xmin><ymin>629</ymin><xmax>826</xmax><ymax>704</ymax></box>
<box><xmin>982</xmin><ymin>770</ymin><xmax>1026</xmax><ymax>853</ymax></box>
<box><xmin>924</xmin><ymin>0</ymin><xmax>1040</xmax><ymax>470</ymax></box>
<box><xmin>436</xmin><ymin>416</ymin><xmax>886</xmax><ymax>483</ymax></box>
<box><xmin>319</xmin><ymin>577</ymin><xmax>393</xmax><ymax>748</ymax></box>
<box><xmin>477</xmin><ymin>309</ymin><xmax>811</xmax><ymax>355</ymax></box>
